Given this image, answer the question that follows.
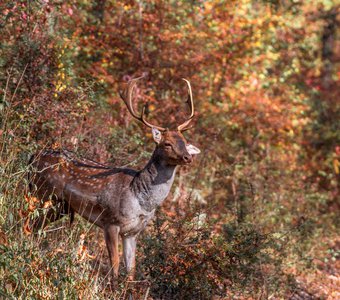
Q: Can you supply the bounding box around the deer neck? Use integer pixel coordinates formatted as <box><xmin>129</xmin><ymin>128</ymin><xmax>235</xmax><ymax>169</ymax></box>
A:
<box><xmin>132</xmin><ymin>152</ymin><xmax>177</xmax><ymax>212</ymax></box>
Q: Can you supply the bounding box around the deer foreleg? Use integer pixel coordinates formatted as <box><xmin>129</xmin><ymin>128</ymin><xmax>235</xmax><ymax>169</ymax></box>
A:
<box><xmin>123</xmin><ymin>236</ymin><xmax>137</xmax><ymax>280</ymax></box>
<box><xmin>104</xmin><ymin>225</ymin><xmax>120</xmax><ymax>278</ymax></box>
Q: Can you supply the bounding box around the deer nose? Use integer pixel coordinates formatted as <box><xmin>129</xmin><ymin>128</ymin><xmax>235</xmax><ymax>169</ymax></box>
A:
<box><xmin>182</xmin><ymin>154</ymin><xmax>192</xmax><ymax>163</ymax></box>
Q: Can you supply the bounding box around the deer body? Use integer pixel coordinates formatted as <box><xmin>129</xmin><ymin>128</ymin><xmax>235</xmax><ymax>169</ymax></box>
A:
<box><xmin>29</xmin><ymin>77</ymin><xmax>200</xmax><ymax>279</ymax></box>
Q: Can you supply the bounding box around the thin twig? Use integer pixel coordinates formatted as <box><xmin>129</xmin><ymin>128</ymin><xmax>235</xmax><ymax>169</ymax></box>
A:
<box><xmin>143</xmin><ymin>287</ymin><xmax>150</xmax><ymax>300</ymax></box>
<box><xmin>10</xmin><ymin>63</ymin><xmax>28</xmax><ymax>103</ymax></box>
<box><xmin>43</xmin><ymin>226</ymin><xmax>65</xmax><ymax>233</ymax></box>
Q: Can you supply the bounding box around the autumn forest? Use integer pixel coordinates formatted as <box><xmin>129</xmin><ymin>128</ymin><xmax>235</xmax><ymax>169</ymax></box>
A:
<box><xmin>0</xmin><ymin>0</ymin><xmax>339</xmax><ymax>299</ymax></box>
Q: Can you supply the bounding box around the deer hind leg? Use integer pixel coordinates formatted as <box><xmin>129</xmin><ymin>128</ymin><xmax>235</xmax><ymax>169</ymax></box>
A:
<box><xmin>30</xmin><ymin>198</ymin><xmax>70</xmax><ymax>231</ymax></box>
<box><xmin>61</xmin><ymin>199</ymin><xmax>75</xmax><ymax>226</ymax></box>
<box><xmin>123</xmin><ymin>236</ymin><xmax>137</xmax><ymax>280</ymax></box>
<box><xmin>104</xmin><ymin>225</ymin><xmax>120</xmax><ymax>278</ymax></box>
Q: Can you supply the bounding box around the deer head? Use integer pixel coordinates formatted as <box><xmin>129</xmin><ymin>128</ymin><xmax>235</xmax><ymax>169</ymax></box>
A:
<box><xmin>120</xmin><ymin>77</ymin><xmax>201</xmax><ymax>166</ymax></box>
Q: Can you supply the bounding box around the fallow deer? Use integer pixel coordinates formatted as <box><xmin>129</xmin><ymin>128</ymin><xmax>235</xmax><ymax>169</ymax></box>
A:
<box><xmin>28</xmin><ymin>77</ymin><xmax>200</xmax><ymax>280</ymax></box>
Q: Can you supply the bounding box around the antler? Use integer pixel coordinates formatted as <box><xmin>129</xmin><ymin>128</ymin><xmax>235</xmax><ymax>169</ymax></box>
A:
<box><xmin>177</xmin><ymin>78</ymin><xmax>195</xmax><ymax>131</ymax></box>
<box><xmin>121</xmin><ymin>77</ymin><xmax>195</xmax><ymax>132</ymax></box>
<box><xmin>120</xmin><ymin>76</ymin><xmax>166</xmax><ymax>131</ymax></box>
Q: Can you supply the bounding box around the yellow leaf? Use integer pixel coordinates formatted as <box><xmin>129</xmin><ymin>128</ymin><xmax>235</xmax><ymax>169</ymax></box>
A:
<box><xmin>23</xmin><ymin>218</ymin><xmax>32</xmax><ymax>235</ymax></box>
<box><xmin>333</xmin><ymin>159</ymin><xmax>339</xmax><ymax>174</ymax></box>
<box><xmin>43</xmin><ymin>201</ymin><xmax>53</xmax><ymax>209</ymax></box>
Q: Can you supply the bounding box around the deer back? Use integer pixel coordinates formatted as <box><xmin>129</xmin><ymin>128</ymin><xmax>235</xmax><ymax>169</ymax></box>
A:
<box><xmin>29</xmin><ymin>149</ymin><xmax>140</xmax><ymax>228</ymax></box>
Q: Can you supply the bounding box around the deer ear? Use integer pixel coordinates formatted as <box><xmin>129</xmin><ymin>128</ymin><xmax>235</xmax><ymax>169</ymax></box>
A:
<box><xmin>186</xmin><ymin>144</ymin><xmax>201</xmax><ymax>155</ymax></box>
<box><xmin>152</xmin><ymin>128</ymin><xmax>162</xmax><ymax>144</ymax></box>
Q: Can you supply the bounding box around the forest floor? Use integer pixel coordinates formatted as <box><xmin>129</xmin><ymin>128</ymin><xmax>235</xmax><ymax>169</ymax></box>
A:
<box><xmin>71</xmin><ymin>223</ymin><xmax>340</xmax><ymax>299</ymax></box>
<box><xmin>284</xmin><ymin>236</ymin><xmax>339</xmax><ymax>300</ymax></box>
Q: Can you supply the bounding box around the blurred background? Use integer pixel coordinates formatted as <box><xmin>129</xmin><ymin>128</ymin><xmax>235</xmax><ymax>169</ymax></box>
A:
<box><xmin>0</xmin><ymin>1</ymin><xmax>339</xmax><ymax>299</ymax></box>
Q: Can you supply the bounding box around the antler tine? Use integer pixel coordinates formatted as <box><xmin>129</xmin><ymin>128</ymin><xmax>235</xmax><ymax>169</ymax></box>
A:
<box><xmin>140</xmin><ymin>105</ymin><xmax>166</xmax><ymax>131</ymax></box>
<box><xmin>120</xmin><ymin>76</ymin><xmax>166</xmax><ymax>131</ymax></box>
<box><xmin>177</xmin><ymin>78</ymin><xmax>195</xmax><ymax>131</ymax></box>
<box><xmin>121</xmin><ymin>76</ymin><xmax>142</xmax><ymax>119</ymax></box>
